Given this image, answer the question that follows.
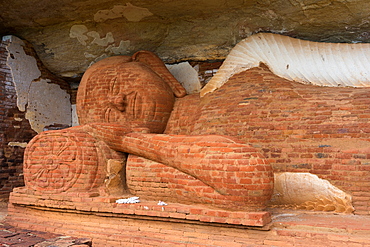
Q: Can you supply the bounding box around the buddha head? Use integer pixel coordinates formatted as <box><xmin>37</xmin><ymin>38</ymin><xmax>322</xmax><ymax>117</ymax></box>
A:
<box><xmin>77</xmin><ymin>51</ymin><xmax>186</xmax><ymax>133</ymax></box>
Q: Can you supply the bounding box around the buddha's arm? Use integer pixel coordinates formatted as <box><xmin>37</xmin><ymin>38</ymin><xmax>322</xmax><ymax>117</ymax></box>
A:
<box><xmin>116</xmin><ymin>133</ymin><xmax>273</xmax><ymax>197</ymax></box>
<box><xmin>80</xmin><ymin>123</ymin><xmax>150</xmax><ymax>150</ymax></box>
<box><xmin>78</xmin><ymin>124</ymin><xmax>272</xmax><ymax>198</ymax></box>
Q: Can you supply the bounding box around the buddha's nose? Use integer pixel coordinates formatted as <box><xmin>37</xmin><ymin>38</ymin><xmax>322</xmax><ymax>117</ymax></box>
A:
<box><xmin>110</xmin><ymin>95</ymin><xmax>126</xmax><ymax>112</ymax></box>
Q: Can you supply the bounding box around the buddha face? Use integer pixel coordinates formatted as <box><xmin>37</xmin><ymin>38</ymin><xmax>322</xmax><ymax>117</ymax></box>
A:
<box><xmin>77</xmin><ymin>59</ymin><xmax>176</xmax><ymax>133</ymax></box>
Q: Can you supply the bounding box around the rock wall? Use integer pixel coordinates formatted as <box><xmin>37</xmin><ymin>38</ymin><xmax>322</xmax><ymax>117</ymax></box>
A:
<box><xmin>4</xmin><ymin>0</ymin><xmax>370</xmax><ymax>82</ymax></box>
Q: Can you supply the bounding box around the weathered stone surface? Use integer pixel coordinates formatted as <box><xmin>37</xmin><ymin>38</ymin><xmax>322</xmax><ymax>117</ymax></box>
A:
<box><xmin>1</xmin><ymin>0</ymin><xmax>370</xmax><ymax>80</ymax></box>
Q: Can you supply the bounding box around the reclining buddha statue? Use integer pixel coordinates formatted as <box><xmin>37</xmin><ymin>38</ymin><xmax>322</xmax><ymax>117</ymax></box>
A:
<box><xmin>22</xmin><ymin>51</ymin><xmax>273</xmax><ymax>211</ymax></box>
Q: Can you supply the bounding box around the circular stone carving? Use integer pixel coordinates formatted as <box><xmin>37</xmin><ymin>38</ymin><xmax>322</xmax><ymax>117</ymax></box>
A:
<box><xmin>24</xmin><ymin>130</ymin><xmax>101</xmax><ymax>193</ymax></box>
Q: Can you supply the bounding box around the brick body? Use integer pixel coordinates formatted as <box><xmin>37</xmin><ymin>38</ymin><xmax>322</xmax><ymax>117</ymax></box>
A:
<box><xmin>162</xmin><ymin>66</ymin><xmax>370</xmax><ymax>215</ymax></box>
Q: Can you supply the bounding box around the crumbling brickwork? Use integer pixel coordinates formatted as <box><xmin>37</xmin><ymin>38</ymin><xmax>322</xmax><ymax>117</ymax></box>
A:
<box><xmin>0</xmin><ymin>37</ymin><xmax>72</xmax><ymax>200</ymax></box>
<box><xmin>0</xmin><ymin>39</ymin><xmax>36</xmax><ymax>200</ymax></box>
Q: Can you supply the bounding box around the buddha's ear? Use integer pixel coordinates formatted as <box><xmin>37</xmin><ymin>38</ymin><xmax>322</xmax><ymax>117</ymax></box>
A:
<box><xmin>132</xmin><ymin>51</ymin><xmax>187</xmax><ymax>98</ymax></box>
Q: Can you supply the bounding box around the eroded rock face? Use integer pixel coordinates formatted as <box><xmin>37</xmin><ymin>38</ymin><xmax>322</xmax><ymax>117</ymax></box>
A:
<box><xmin>1</xmin><ymin>0</ymin><xmax>370</xmax><ymax>80</ymax></box>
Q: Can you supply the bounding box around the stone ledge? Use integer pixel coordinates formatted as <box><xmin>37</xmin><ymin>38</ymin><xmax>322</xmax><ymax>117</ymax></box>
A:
<box><xmin>10</xmin><ymin>187</ymin><xmax>271</xmax><ymax>228</ymax></box>
<box><xmin>6</xmin><ymin>196</ymin><xmax>370</xmax><ymax>246</ymax></box>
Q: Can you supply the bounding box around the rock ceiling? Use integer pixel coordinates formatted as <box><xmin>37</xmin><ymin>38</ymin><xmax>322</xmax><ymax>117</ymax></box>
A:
<box><xmin>1</xmin><ymin>0</ymin><xmax>370</xmax><ymax>82</ymax></box>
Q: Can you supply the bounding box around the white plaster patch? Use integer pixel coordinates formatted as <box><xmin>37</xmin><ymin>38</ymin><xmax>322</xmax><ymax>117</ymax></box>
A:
<box><xmin>69</xmin><ymin>25</ymin><xmax>89</xmax><ymax>46</ymax></box>
<box><xmin>25</xmin><ymin>79</ymin><xmax>71</xmax><ymax>133</ymax></box>
<box><xmin>5</xmin><ymin>36</ymin><xmax>41</xmax><ymax>112</ymax></box>
<box><xmin>94</xmin><ymin>3</ymin><xmax>153</xmax><ymax>22</ymax></box>
<box><xmin>88</xmin><ymin>54</ymin><xmax>109</xmax><ymax>68</ymax></box>
<box><xmin>2</xmin><ymin>36</ymin><xmax>12</xmax><ymax>42</ymax></box>
<box><xmin>87</xmin><ymin>31</ymin><xmax>114</xmax><ymax>46</ymax></box>
<box><xmin>84</xmin><ymin>52</ymin><xmax>96</xmax><ymax>58</ymax></box>
<box><xmin>105</xmin><ymin>40</ymin><xmax>131</xmax><ymax>54</ymax></box>
<box><xmin>166</xmin><ymin>62</ymin><xmax>201</xmax><ymax>94</ymax></box>
<box><xmin>8</xmin><ymin>142</ymin><xmax>28</xmax><ymax>148</ymax></box>
<box><xmin>71</xmin><ymin>104</ymin><xmax>79</xmax><ymax>126</ymax></box>
<box><xmin>70</xmin><ymin>25</ymin><xmax>130</xmax><ymax>58</ymax></box>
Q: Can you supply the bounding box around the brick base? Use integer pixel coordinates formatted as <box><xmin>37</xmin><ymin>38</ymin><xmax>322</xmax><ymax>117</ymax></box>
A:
<box><xmin>6</xmin><ymin>187</ymin><xmax>275</xmax><ymax>246</ymax></box>
<box><xmin>6</xmin><ymin>194</ymin><xmax>370</xmax><ymax>246</ymax></box>
<box><xmin>9</xmin><ymin>187</ymin><xmax>270</xmax><ymax>227</ymax></box>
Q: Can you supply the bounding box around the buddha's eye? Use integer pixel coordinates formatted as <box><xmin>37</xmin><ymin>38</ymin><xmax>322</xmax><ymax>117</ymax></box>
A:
<box><xmin>109</xmin><ymin>76</ymin><xmax>119</xmax><ymax>95</ymax></box>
